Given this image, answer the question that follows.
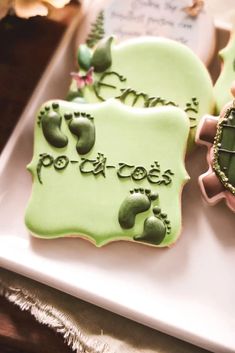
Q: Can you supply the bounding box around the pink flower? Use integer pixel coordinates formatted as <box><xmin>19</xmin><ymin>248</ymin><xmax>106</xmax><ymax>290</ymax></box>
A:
<box><xmin>71</xmin><ymin>67</ymin><xmax>94</xmax><ymax>90</ymax></box>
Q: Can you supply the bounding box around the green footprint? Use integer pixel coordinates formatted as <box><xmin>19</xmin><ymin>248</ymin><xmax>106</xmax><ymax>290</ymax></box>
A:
<box><xmin>68</xmin><ymin>112</ymin><xmax>96</xmax><ymax>155</ymax></box>
<box><xmin>118</xmin><ymin>189</ymin><xmax>158</xmax><ymax>229</ymax></box>
<box><xmin>40</xmin><ymin>103</ymin><xmax>68</xmax><ymax>148</ymax></box>
<box><xmin>134</xmin><ymin>206</ymin><xmax>171</xmax><ymax>245</ymax></box>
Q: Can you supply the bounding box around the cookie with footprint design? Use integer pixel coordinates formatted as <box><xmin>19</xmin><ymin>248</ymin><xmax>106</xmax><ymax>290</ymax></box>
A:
<box><xmin>25</xmin><ymin>100</ymin><xmax>189</xmax><ymax>247</ymax></box>
<box><xmin>68</xmin><ymin>36</ymin><xmax>214</xmax><ymax>152</ymax></box>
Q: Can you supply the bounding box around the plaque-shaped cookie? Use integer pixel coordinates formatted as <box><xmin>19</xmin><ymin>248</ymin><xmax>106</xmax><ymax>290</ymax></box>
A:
<box><xmin>25</xmin><ymin>100</ymin><xmax>190</xmax><ymax>247</ymax></box>
<box><xmin>69</xmin><ymin>36</ymin><xmax>214</xmax><ymax>152</ymax></box>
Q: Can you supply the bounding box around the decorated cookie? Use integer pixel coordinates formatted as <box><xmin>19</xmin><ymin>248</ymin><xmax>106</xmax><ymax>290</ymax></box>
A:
<box><xmin>68</xmin><ymin>36</ymin><xmax>214</xmax><ymax>152</ymax></box>
<box><xmin>214</xmin><ymin>30</ymin><xmax>235</xmax><ymax>113</ymax></box>
<box><xmin>25</xmin><ymin>99</ymin><xmax>190</xmax><ymax>247</ymax></box>
<box><xmin>196</xmin><ymin>92</ymin><xmax>235</xmax><ymax>211</ymax></box>
<box><xmin>103</xmin><ymin>0</ymin><xmax>216</xmax><ymax>65</ymax></box>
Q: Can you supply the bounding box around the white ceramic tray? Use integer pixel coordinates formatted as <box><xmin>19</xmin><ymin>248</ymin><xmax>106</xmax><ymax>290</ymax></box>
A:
<box><xmin>1</xmin><ymin>21</ymin><xmax>235</xmax><ymax>353</ymax></box>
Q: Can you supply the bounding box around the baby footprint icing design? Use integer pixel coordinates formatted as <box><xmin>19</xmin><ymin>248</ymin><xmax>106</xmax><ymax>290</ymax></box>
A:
<box><xmin>134</xmin><ymin>206</ymin><xmax>171</xmax><ymax>245</ymax></box>
<box><xmin>68</xmin><ymin>112</ymin><xmax>95</xmax><ymax>155</ymax></box>
<box><xmin>118</xmin><ymin>188</ymin><xmax>158</xmax><ymax>229</ymax></box>
<box><xmin>40</xmin><ymin>103</ymin><xmax>68</xmax><ymax>148</ymax></box>
<box><xmin>26</xmin><ymin>100</ymin><xmax>189</xmax><ymax>247</ymax></box>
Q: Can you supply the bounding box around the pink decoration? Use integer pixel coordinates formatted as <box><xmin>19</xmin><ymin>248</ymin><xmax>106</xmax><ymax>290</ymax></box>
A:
<box><xmin>71</xmin><ymin>67</ymin><xmax>94</xmax><ymax>90</ymax></box>
<box><xmin>196</xmin><ymin>97</ymin><xmax>235</xmax><ymax>212</ymax></box>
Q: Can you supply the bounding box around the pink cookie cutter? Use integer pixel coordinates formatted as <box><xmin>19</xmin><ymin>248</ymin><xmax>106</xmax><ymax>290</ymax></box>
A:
<box><xmin>196</xmin><ymin>98</ymin><xmax>235</xmax><ymax>211</ymax></box>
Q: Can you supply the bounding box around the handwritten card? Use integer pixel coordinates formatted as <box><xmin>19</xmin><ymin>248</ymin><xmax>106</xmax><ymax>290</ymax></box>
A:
<box><xmin>104</xmin><ymin>0</ymin><xmax>215</xmax><ymax>65</ymax></box>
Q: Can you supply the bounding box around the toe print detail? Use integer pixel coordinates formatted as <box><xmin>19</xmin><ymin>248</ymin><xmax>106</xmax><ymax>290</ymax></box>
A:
<box><xmin>68</xmin><ymin>112</ymin><xmax>96</xmax><ymax>155</ymax></box>
<box><xmin>39</xmin><ymin>104</ymin><xmax>68</xmax><ymax>148</ymax></box>
<box><xmin>118</xmin><ymin>189</ymin><xmax>158</xmax><ymax>229</ymax></box>
<box><xmin>134</xmin><ymin>206</ymin><xmax>171</xmax><ymax>245</ymax></box>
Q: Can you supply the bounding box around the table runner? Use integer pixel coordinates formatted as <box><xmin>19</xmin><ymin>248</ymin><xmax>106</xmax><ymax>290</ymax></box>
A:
<box><xmin>0</xmin><ymin>267</ymin><xmax>209</xmax><ymax>353</ymax></box>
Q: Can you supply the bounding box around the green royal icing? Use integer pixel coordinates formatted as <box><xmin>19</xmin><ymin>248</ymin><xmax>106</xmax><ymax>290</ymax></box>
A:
<box><xmin>68</xmin><ymin>112</ymin><xmax>95</xmax><ymax>155</ymax></box>
<box><xmin>91</xmin><ymin>36</ymin><xmax>114</xmax><ymax>73</ymax></box>
<box><xmin>39</xmin><ymin>104</ymin><xmax>68</xmax><ymax>148</ymax></box>
<box><xmin>134</xmin><ymin>206</ymin><xmax>171</xmax><ymax>246</ymax></box>
<box><xmin>69</xmin><ymin>37</ymin><xmax>214</xmax><ymax>152</ymax></box>
<box><xmin>214</xmin><ymin>32</ymin><xmax>235</xmax><ymax>113</ymax></box>
<box><xmin>25</xmin><ymin>99</ymin><xmax>189</xmax><ymax>247</ymax></box>
<box><xmin>77</xmin><ymin>44</ymin><xmax>92</xmax><ymax>71</ymax></box>
<box><xmin>86</xmin><ymin>11</ymin><xmax>105</xmax><ymax>49</ymax></box>
<box><xmin>118</xmin><ymin>189</ymin><xmax>158</xmax><ymax>229</ymax></box>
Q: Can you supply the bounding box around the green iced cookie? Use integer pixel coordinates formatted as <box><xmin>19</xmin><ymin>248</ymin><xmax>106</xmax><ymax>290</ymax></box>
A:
<box><xmin>214</xmin><ymin>32</ymin><xmax>235</xmax><ymax>113</ymax></box>
<box><xmin>25</xmin><ymin>99</ymin><xmax>190</xmax><ymax>247</ymax></box>
<box><xmin>69</xmin><ymin>36</ymin><xmax>214</xmax><ymax>151</ymax></box>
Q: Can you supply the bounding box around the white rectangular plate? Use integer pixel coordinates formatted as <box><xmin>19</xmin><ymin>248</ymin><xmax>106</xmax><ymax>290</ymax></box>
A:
<box><xmin>0</xmin><ymin>21</ymin><xmax>235</xmax><ymax>353</ymax></box>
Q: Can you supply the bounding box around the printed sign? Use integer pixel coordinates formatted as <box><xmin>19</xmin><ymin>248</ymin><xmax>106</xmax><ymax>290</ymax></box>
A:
<box><xmin>104</xmin><ymin>0</ymin><xmax>215</xmax><ymax>64</ymax></box>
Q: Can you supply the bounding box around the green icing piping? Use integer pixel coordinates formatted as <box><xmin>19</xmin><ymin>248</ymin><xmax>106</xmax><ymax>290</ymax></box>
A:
<box><xmin>40</xmin><ymin>105</ymin><xmax>68</xmax><ymax>148</ymax></box>
<box><xmin>68</xmin><ymin>112</ymin><xmax>96</xmax><ymax>155</ymax></box>
<box><xmin>91</xmin><ymin>36</ymin><xmax>114</xmax><ymax>73</ymax></box>
<box><xmin>91</xmin><ymin>71</ymin><xmax>200</xmax><ymax>129</ymax></box>
<box><xmin>118</xmin><ymin>189</ymin><xmax>158</xmax><ymax>229</ymax></box>
<box><xmin>86</xmin><ymin>11</ymin><xmax>105</xmax><ymax>49</ymax></box>
<box><xmin>77</xmin><ymin>44</ymin><xmax>92</xmax><ymax>71</ymax></box>
<box><xmin>134</xmin><ymin>206</ymin><xmax>171</xmax><ymax>245</ymax></box>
